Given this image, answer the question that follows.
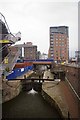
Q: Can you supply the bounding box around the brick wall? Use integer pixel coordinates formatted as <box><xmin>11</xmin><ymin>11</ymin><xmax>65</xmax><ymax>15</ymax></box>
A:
<box><xmin>61</xmin><ymin>65</ymin><xmax>80</xmax><ymax>98</ymax></box>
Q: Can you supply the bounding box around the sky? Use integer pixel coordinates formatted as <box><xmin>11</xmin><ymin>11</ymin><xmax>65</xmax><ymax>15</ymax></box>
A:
<box><xmin>0</xmin><ymin>0</ymin><xmax>79</xmax><ymax>57</ymax></box>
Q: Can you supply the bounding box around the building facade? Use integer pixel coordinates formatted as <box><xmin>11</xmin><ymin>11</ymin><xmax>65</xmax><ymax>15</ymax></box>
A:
<box><xmin>13</xmin><ymin>42</ymin><xmax>37</xmax><ymax>60</ymax></box>
<box><xmin>49</xmin><ymin>26</ymin><xmax>69</xmax><ymax>63</ymax></box>
<box><xmin>24</xmin><ymin>42</ymin><xmax>37</xmax><ymax>60</ymax></box>
<box><xmin>75</xmin><ymin>51</ymin><xmax>80</xmax><ymax>63</ymax></box>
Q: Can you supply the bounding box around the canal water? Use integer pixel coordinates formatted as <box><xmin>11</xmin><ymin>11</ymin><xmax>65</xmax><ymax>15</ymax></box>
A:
<box><xmin>2</xmin><ymin>89</ymin><xmax>62</xmax><ymax>119</ymax></box>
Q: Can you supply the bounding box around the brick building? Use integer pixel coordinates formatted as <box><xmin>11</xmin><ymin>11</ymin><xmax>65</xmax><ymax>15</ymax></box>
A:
<box><xmin>49</xmin><ymin>26</ymin><xmax>69</xmax><ymax>63</ymax></box>
<box><xmin>24</xmin><ymin>42</ymin><xmax>37</xmax><ymax>59</ymax></box>
<box><xmin>9</xmin><ymin>46</ymin><xmax>19</xmax><ymax>55</ymax></box>
<box><xmin>11</xmin><ymin>42</ymin><xmax>37</xmax><ymax>60</ymax></box>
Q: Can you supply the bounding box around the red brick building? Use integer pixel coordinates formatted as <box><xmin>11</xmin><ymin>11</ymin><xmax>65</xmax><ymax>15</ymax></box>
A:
<box><xmin>24</xmin><ymin>42</ymin><xmax>37</xmax><ymax>60</ymax></box>
<box><xmin>11</xmin><ymin>42</ymin><xmax>37</xmax><ymax>60</ymax></box>
<box><xmin>49</xmin><ymin>26</ymin><xmax>69</xmax><ymax>63</ymax></box>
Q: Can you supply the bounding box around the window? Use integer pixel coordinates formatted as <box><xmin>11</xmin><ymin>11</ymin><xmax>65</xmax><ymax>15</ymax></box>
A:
<box><xmin>50</xmin><ymin>48</ymin><xmax>53</xmax><ymax>51</ymax></box>
<box><xmin>50</xmin><ymin>41</ymin><xmax>54</xmax><ymax>45</ymax></box>
<box><xmin>50</xmin><ymin>51</ymin><xmax>53</xmax><ymax>54</ymax></box>
<box><xmin>56</xmin><ymin>57</ymin><xmax>58</xmax><ymax>59</ymax></box>
<box><xmin>56</xmin><ymin>44</ymin><xmax>58</xmax><ymax>46</ymax></box>
<box><xmin>56</xmin><ymin>38</ymin><xmax>58</xmax><ymax>40</ymax></box>
<box><xmin>50</xmin><ymin>35</ymin><xmax>53</xmax><ymax>39</ymax></box>
<box><xmin>50</xmin><ymin>39</ymin><xmax>53</xmax><ymax>42</ymax></box>
<box><xmin>51</xmin><ymin>54</ymin><xmax>53</xmax><ymax>56</ymax></box>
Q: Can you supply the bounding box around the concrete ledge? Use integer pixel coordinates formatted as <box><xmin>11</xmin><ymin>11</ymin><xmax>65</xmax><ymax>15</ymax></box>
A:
<box><xmin>2</xmin><ymin>80</ymin><xmax>22</xmax><ymax>103</ymax></box>
<box><xmin>2</xmin><ymin>70</ymin><xmax>34</xmax><ymax>103</ymax></box>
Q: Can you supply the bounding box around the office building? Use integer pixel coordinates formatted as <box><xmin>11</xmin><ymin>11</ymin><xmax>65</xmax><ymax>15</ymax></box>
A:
<box><xmin>49</xmin><ymin>26</ymin><xmax>69</xmax><ymax>63</ymax></box>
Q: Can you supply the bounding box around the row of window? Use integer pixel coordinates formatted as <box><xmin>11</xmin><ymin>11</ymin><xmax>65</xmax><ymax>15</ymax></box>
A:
<box><xmin>55</xmin><ymin>44</ymin><xmax>66</xmax><ymax>46</ymax></box>
<box><xmin>50</xmin><ymin>44</ymin><xmax>67</xmax><ymax>47</ymax></box>
<box><xmin>54</xmin><ymin>57</ymin><xmax>67</xmax><ymax>60</ymax></box>
<box><xmin>50</xmin><ymin>33</ymin><xmax>66</xmax><ymax>37</ymax></box>
<box><xmin>50</xmin><ymin>48</ymin><xmax>68</xmax><ymax>51</ymax></box>
<box><xmin>50</xmin><ymin>35</ymin><xmax>66</xmax><ymax>38</ymax></box>
<box><xmin>50</xmin><ymin>54</ymin><xmax>67</xmax><ymax>60</ymax></box>
<box><xmin>50</xmin><ymin>52</ymin><xmax>67</xmax><ymax>55</ymax></box>
<box><xmin>50</xmin><ymin>38</ymin><xmax>66</xmax><ymax>41</ymax></box>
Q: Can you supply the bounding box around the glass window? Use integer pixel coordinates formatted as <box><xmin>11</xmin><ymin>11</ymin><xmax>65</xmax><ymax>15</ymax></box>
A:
<box><xmin>50</xmin><ymin>48</ymin><xmax>53</xmax><ymax>50</ymax></box>
<box><xmin>51</xmin><ymin>41</ymin><xmax>53</xmax><ymax>44</ymax></box>
<box><xmin>51</xmin><ymin>54</ymin><xmax>53</xmax><ymax>56</ymax></box>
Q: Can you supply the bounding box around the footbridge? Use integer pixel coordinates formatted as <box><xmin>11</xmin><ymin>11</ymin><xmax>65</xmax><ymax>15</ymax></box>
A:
<box><xmin>6</xmin><ymin>59</ymin><xmax>54</xmax><ymax>80</ymax></box>
<box><xmin>17</xmin><ymin>59</ymin><xmax>54</xmax><ymax>65</ymax></box>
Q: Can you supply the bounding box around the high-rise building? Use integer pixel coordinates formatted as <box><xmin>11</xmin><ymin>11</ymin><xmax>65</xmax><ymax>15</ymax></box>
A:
<box><xmin>49</xmin><ymin>26</ymin><xmax>69</xmax><ymax>63</ymax></box>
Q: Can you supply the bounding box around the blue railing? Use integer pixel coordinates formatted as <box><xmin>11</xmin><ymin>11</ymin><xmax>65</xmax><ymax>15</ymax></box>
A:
<box><xmin>6</xmin><ymin>65</ymin><xmax>33</xmax><ymax>80</ymax></box>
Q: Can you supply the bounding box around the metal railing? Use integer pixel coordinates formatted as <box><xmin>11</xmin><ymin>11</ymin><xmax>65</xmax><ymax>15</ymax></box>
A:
<box><xmin>0</xmin><ymin>12</ymin><xmax>21</xmax><ymax>44</ymax></box>
<box><xmin>0</xmin><ymin>12</ymin><xmax>10</xmax><ymax>33</ymax></box>
<box><xmin>0</xmin><ymin>33</ymin><xmax>21</xmax><ymax>44</ymax></box>
<box><xmin>0</xmin><ymin>32</ymin><xmax>21</xmax><ymax>63</ymax></box>
<box><xmin>0</xmin><ymin>49</ymin><xmax>21</xmax><ymax>78</ymax></box>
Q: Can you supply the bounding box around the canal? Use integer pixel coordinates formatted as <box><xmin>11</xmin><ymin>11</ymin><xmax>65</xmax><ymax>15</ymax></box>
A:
<box><xmin>2</xmin><ymin>88</ymin><xmax>62</xmax><ymax>119</ymax></box>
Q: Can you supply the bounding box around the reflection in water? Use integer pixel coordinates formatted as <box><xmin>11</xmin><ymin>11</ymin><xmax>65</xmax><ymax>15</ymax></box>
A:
<box><xmin>2</xmin><ymin>90</ymin><xmax>62</xmax><ymax>119</ymax></box>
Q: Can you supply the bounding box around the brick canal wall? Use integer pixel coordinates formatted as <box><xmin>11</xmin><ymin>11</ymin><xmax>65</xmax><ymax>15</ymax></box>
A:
<box><xmin>42</xmin><ymin>68</ymin><xmax>80</xmax><ymax>118</ymax></box>
<box><xmin>61</xmin><ymin>64</ymin><xmax>80</xmax><ymax>118</ymax></box>
<box><xmin>61</xmin><ymin>64</ymin><xmax>80</xmax><ymax>98</ymax></box>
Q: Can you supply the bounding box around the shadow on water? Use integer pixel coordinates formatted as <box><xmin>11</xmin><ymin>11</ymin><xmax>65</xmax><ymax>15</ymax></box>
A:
<box><xmin>2</xmin><ymin>88</ymin><xmax>62</xmax><ymax>119</ymax></box>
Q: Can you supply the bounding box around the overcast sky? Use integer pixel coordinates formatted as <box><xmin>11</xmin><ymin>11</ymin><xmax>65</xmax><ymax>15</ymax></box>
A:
<box><xmin>0</xmin><ymin>0</ymin><xmax>79</xmax><ymax>57</ymax></box>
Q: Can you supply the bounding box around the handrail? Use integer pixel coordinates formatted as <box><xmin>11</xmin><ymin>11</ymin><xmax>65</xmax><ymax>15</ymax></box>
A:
<box><xmin>8</xmin><ymin>78</ymin><xmax>54</xmax><ymax>81</ymax></box>
<box><xmin>0</xmin><ymin>44</ymin><xmax>8</xmax><ymax>53</ymax></box>
<box><xmin>0</xmin><ymin>12</ymin><xmax>10</xmax><ymax>33</ymax></box>
<box><xmin>0</xmin><ymin>12</ymin><xmax>21</xmax><ymax>43</ymax></box>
